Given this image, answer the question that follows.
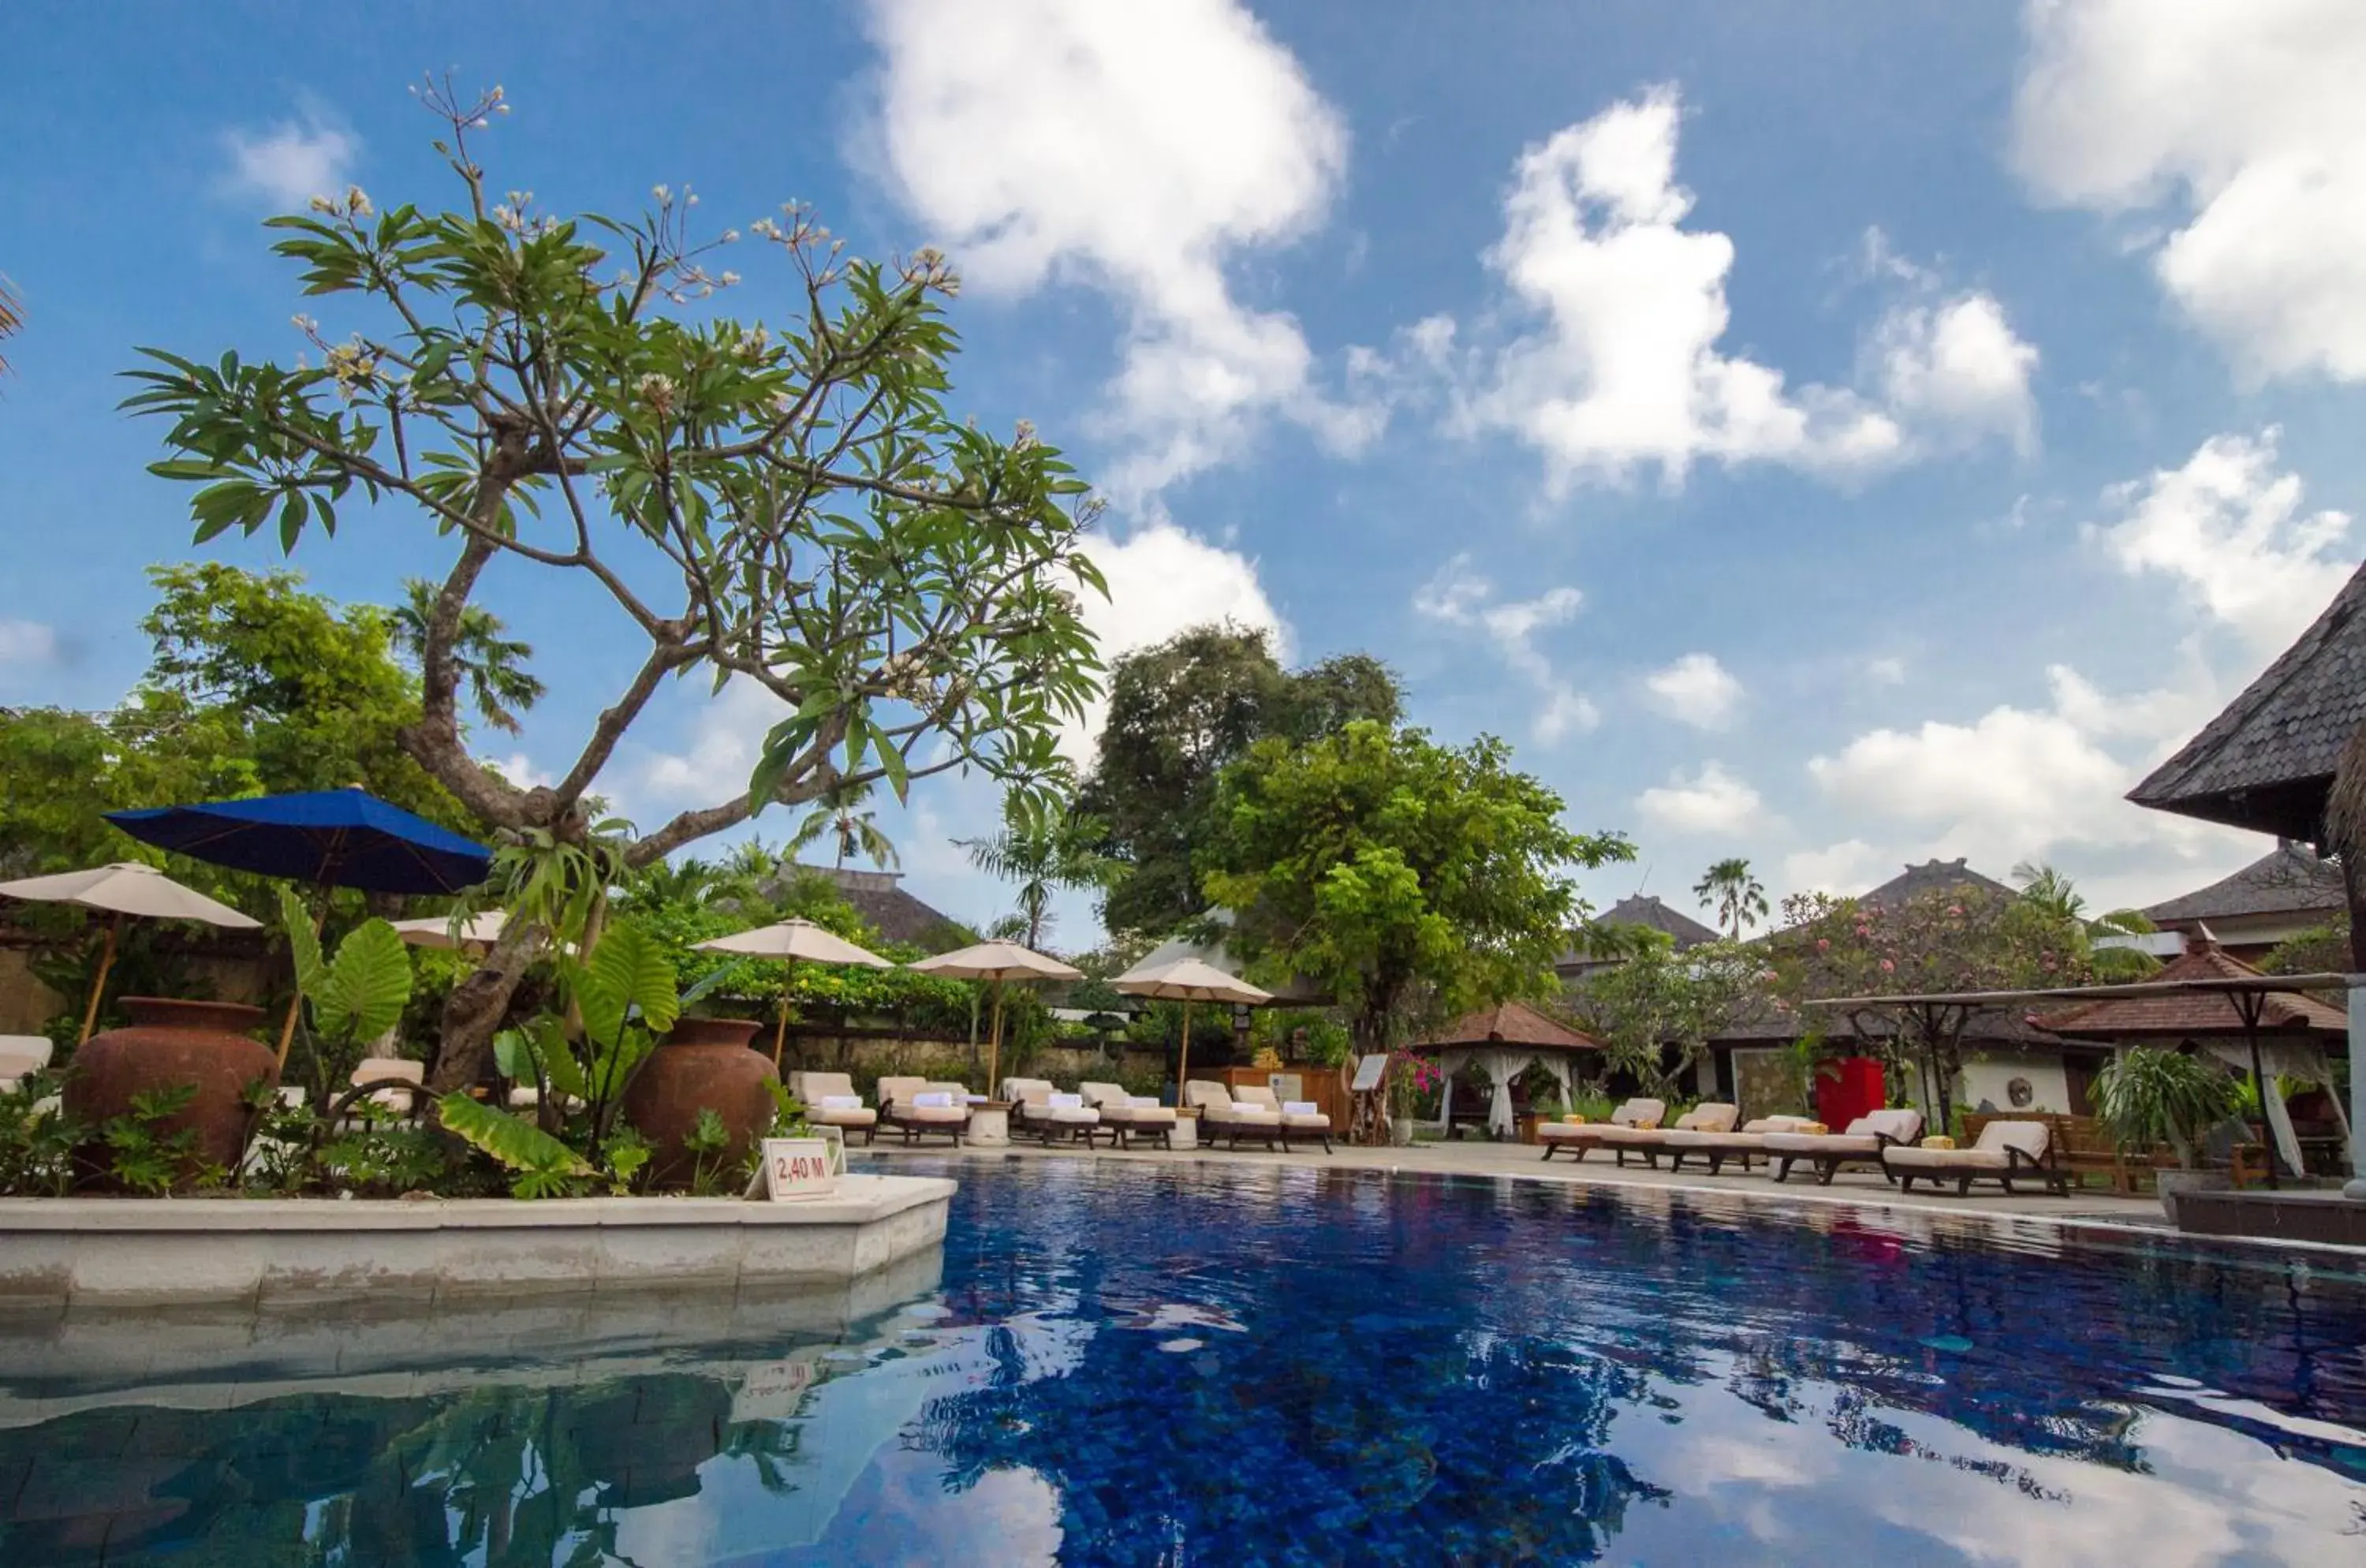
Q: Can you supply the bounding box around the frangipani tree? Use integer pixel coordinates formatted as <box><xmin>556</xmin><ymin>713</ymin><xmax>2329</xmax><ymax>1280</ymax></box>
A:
<box><xmin>123</xmin><ymin>82</ymin><xmax>1106</xmax><ymax>1086</ymax></box>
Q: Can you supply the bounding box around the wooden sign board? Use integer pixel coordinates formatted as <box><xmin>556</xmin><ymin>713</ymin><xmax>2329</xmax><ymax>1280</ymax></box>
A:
<box><xmin>756</xmin><ymin>1136</ymin><xmax>840</xmax><ymax>1201</ymax></box>
<box><xmin>1350</xmin><ymin>1054</ymin><xmax>1388</xmax><ymax>1094</ymax></box>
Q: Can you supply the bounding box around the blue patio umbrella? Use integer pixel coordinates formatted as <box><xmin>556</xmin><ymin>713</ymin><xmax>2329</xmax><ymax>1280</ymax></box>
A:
<box><xmin>106</xmin><ymin>787</ymin><xmax>494</xmax><ymax>1066</ymax></box>
<box><xmin>106</xmin><ymin>787</ymin><xmax>492</xmax><ymax>897</ymax></box>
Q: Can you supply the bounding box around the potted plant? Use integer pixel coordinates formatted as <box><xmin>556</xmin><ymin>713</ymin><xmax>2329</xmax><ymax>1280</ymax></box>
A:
<box><xmin>2092</xmin><ymin>1047</ymin><xmax>2241</xmax><ymax>1223</ymax></box>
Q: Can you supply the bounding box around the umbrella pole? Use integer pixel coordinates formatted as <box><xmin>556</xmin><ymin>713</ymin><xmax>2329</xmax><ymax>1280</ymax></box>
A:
<box><xmin>78</xmin><ymin>914</ymin><xmax>122</xmax><ymax>1046</ymax></box>
<box><xmin>773</xmin><ymin>960</ymin><xmax>793</xmax><ymax>1068</ymax></box>
<box><xmin>987</xmin><ymin>980</ymin><xmax>1006</xmax><ymax>1099</ymax></box>
<box><xmin>1176</xmin><ymin>999</ymin><xmax>1192</xmax><ymax>1109</ymax></box>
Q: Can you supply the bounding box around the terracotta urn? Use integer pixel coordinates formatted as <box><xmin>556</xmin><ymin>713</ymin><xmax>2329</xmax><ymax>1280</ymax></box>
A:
<box><xmin>64</xmin><ymin>998</ymin><xmax>277</xmax><ymax>1182</ymax></box>
<box><xmin>621</xmin><ymin>1015</ymin><xmax>779</xmax><ymax>1189</ymax></box>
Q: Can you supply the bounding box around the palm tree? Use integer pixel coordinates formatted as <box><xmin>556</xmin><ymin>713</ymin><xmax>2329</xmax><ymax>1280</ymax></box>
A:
<box><xmin>621</xmin><ymin>855</ymin><xmax>724</xmax><ymax>910</ymax></box>
<box><xmin>789</xmin><ymin>780</ymin><xmax>899</xmax><ymax>872</ymax></box>
<box><xmin>1693</xmin><ymin>857</ymin><xmax>1767</xmax><ymax>939</ymax></box>
<box><xmin>391</xmin><ymin>579</ymin><xmax>546</xmax><ymax>735</ymax></box>
<box><xmin>2011</xmin><ymin>861</ymin><xmax>2087</xmax><ymax>924</ymax></box>
<box><xmin>957</xmin><ymin>795</ymin><xmax>1122</xmax><ymax>950</ymax></box>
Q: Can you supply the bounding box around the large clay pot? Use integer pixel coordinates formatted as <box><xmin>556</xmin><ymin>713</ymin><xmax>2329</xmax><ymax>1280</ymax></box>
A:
<box><xmin>64</xmin><ymin>998</ymin><xmax>277</xmax><ymax>1182</ymax></box>
<box><xmin>621</xmin><ymin>1016</ymin><xmax>778</xmax><ymax>1189</ymax></box>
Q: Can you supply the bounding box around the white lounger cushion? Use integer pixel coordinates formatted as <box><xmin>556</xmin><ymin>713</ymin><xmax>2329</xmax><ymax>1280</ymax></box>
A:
<box><xmin>913</xmin><ymin>1092</ymin><xmax>955</xmax><ymax>1108</ymax></box>
<box><xmin>819</xmin><ymin>1095</ymin><xmax>863</xmax><ymax>1111</ymax></box>
<box><xmin>1761</xmin><ymin>1108</ymin><xmax>1923</xmax><ymax>1157</ymax></box>
<box><xmin>1282</xmin><ymin>1100</ymin><xmax>1319</xmax><ymax>1117</ymax></box>
<box><xmin>1886</xmin><ymin>1119</ymin><xmax>2050</xmax><ymax>1172</ymax></box>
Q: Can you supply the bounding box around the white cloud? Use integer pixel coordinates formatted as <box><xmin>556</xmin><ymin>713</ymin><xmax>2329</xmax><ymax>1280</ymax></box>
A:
<box><xmin>223</xmin><ymin>113</ymin><xmax>357</xmax><ymax>208</ymax></box>
<box><xmin>0</xmin><ymin>620</ymin><xmax>58</xmax><ymax>666</ymax></box>
<box><xmin>1864</xmin><ymin>656</ymin><xmax>1906</xmax><ymax>687</ymax></box>
<box><xmin>2014</xmin><ymin>0</ymin><xmax>2366</xmax><ymax>383</ymax></box>
<box><xmin>1069</xmin><ymin>515</ymin><xmax>1283</xmax><ymax>755</ymax></box>
<box><xmin>1871</xmin><ymin>291</ymin><xmax>2039</xmax><ymax>454</ymax></box>
<box><xmin>1644</xmin><ymin>651</ymin><xmax>1743</xmax><ymax>729</ymax></box>
<box><xmin>1781</xmin><ymin>838</ymin><xmax>1886</xmax><ymax>898</ymax></box>
<box><xmin>2087</xmin><ymin>427</ymin><xmax>2353</xmax><ymax>650</ymax></box>
<box><xmin>866</xmin><ymin>0</ymin><xmax>1377</xmax><ymax>494</ymax></box>
<box><xmin>1801</xmin><ymin>657</ymin><xmax>2251</xmax><ymax>905</ymax></box>
<box><xmin>486</xmin><ymin>752</ymin><xmax>552</xmax><ymax>790</ymax></box>
<box><xmin>1413</xmin><ymin>554</ymin><xmax>1597</xmax><ymax>741</ymax></box>
<box><xmin>1458</xmin><ymin>86</ymin><xmax>1904</xmax><ymax>490</ymax></box>
<box><xmin>1635</xmin><ymin>761</ymin><xmax>1765</xmax><ymax>835</ymax></box>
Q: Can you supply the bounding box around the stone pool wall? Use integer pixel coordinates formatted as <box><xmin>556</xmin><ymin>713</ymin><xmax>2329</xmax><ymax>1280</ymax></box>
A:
<box><xmin>0</xmin><ymin>1174</ymin><xmax>954</xmax><ymax>1308</ymax></box>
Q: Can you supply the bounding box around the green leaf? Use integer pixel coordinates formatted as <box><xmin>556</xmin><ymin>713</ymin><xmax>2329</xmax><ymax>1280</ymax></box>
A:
<box><xmin>529</xmin><ymin>1015</ymin><xmax>592</xmax><ymax>1103</ymax></box>
<box><xmin>435</xmin><ymin>1093</ymin><xmax>593</xmax><ymax>1196</ymax></box>
<box><xmin>316</xmin><ymin>918</ymin><xmax>412</xmax><ymax>1043</ymax></box>
<box><xmin>491</xmin><ymin>1028</ymin><xmax>533</xmax><ymax>1083</ymax></box>
<box><xmin>576</xmin><ymin>920</ymin><xmax>680</xmax><ymax>1042</ymax></box>
<box><xmin>278</xmin><ymin>887</ymin><xmax>325</xmax><ymax>1005</ymax></box>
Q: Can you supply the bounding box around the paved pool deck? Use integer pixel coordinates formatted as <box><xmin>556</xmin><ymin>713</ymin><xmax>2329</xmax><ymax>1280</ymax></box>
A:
<box><xmin>867</xmin><ymin>1133</ymin><xmax>2199</xmax><ymax>1238</ymax></box>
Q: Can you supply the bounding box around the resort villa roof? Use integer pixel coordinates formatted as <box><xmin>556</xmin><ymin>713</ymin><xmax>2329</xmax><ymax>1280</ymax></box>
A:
<box><xmin>1860</xmin><ymin>857</ymin><xmax>2015</xmax><ymax>906</ymax></box>
<box><xmin>2028</xmin><ymin>942</ymin><xmax>2347</xmax><ymax>1040</ymax></box>
<box><xmin>2128</xmin><ymin>558</ymin><xmax>2366</xmax><ymax>842</ymax></box>
<box><xmin>1415</xmin><ymin>1000</ymin><xmax>1603</xmax><ymax>1055</ymax></box>
<box><xmin>1595</xmin><ymin>894</ymin><xmax>1719</xmax><ymax>950</ymax></box>
<box><xmin>2142</xmin><ymin>840</ymin><xmax>2345</xmax><ymax>928</ymax></box>
<box><xmin>787</xmin><ymin>865</ymin><xmax>970</xmax><ymax>952</ymax></box>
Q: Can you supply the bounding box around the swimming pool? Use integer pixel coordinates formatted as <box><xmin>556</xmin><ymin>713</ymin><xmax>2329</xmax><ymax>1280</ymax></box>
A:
<box><xmin>2</xmin><ymin>1159</ymin><xmax>2361</xmax><ymax>1564</ymax></box>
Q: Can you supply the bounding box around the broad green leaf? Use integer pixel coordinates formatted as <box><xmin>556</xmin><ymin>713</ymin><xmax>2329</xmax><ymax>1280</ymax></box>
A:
<box><xmin>577</xmin><ymin>920</ymin><xmax>679</xmax><ymax>1040</ymax></box>
<box><xmin>317</xmin><ymin>918</ymin><xmax>412</xmax><ymax>1043</ymax></box>
<box><xmin>435</xmin><ymin>1093</ymin><xmax>592</xmax><ymax>1196</ymax></box>
<box><xmin>278</xmin><ymin>887</ymin><xmax>326</xmax><ymax>1006</ymax></box>
<box><xmin>530</xmin><ymin>1015</ymin><xmax>592</xmax><ymax>1103</ymax></box>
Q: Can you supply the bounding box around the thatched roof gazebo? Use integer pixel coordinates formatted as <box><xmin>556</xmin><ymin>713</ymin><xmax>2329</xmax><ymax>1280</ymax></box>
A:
<box><xmin>2030</xmin><ymin>939</ymin><xmax>2348</xmax><ymax>1184</ymax></box>
<box><xmin>1413</xmin><ymin>1001</ymin><xmax>1601</xmax><ymax>1140</ymax></box>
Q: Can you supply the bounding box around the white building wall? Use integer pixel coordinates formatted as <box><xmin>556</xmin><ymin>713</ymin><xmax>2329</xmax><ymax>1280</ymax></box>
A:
<box><xmin>1957</xmin><ymin>1052</ymin><xmax>2072</xmax><ymax>1116</ymax></box>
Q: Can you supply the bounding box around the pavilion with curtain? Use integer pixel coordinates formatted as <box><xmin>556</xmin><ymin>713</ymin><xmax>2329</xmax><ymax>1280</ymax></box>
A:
<box><xmin>1415</xmin><ymin>1001</ymin><xmax>1602</xmax><ymax>1141</ymax></box>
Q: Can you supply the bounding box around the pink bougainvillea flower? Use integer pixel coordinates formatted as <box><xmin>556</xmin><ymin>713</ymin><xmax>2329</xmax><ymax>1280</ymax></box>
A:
<box><xmin>1879</xmin><ymin>958</ymin><xmax>1895</xmax><ymax>973</ymax></box>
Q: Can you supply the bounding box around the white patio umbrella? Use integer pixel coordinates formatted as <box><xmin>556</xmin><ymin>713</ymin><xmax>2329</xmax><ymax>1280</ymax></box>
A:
<box><xmin>1113</xmin><ymin>958</ymin><xmax>1272</xmax><ymax>1106</ymax></box>
<box><xmin>907</xmin><ymin>939</ymin><xmax>1082</xmax><ymax>1098</ymax></box>
<box><xmin>696</xmin><ymin>919</ymin><xmax>893</xmax><ymax>1065</ymax></box>
<box><xmin>390</xmin><ymin>909</ymin><xmax>515</xmax><ymax>954</ymax></box>
<box><xmin>0</xmin><ymin>862</ymin><xmax>262</xmax><ymax>1043</ymax></box>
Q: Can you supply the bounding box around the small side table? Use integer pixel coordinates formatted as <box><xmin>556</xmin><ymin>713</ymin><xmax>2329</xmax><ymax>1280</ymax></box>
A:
<box><xmin>1169</xmin><ymin>1110</ymin><xmax>1199</xmax><ymax>1152</ymax></box>
<box><xmin>967</xmin><ymin>1105</ymin><xmax>1011</xmax><ymax>1148</ymax></box>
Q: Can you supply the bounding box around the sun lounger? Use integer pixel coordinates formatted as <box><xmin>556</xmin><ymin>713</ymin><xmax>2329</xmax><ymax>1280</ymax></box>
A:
<box><xmin>1663</xmin><ymin>1114</ymin><xmax>1821</xmax><ymax>1174</ymax></box>
<box><xmin>1185</xmin><ymin>1081</ymin><xmax>1284</xmax><ymax>1150</ymax></box>
<box><xmin>1003</xmin><ymin>1078</ymin><xmax>1106</xmax><ymax>1146</ymax></box>
<box><xmin>877</xmin><ymin>1075</ymin><xmax>970</xmax><ymax>1146</ymax></box>
<box><xmin>0</xmin><ymin>1035</ymin><xmax>53</xmax><ymax>1095</ymax></box>
<box><xmin>1233</xmin><ymin>1084</ymin><xmax>1333</xmax><ymax>1153</ymax></box>
<box><xmin>1884</xmin><ymin>1118</ymin><xmax>2067</xmax><ymax>1195</ymax></box>
<box><xmin>789</xmin><ymin>1071</ymin><xmax>879</xmax><ymax>1146</ymax></box>
<box><xmin>1761</xmin><ymin>1108</ymin><xmax>1924</xmax><ymax>1185</ymax></box>
<box><xmin>1537</xmin><ymin>1098</ymin><xmax>1666</xmax><ymax>1163</ymax></box>
<box><xmin>1624</xmin><ymin>1103</ymin><xmax>1739</xmax><ymax>1168</ymax></box>
<box><xmin>1080</xmin><ymin>1081</ymin><xmax>1178</xmax><ymax>1148</ymax></box>
<box><xmin>346</xmin><ymin>1057</ymin><xmax>425</xmax><ymax>1121</ymax></box>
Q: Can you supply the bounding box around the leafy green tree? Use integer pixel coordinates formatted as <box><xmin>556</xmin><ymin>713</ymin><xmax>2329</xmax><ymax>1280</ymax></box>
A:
<box><xmin>1200</xmin><ymin>721</ymin><xmax>1633</xmax><ymax>1057</ymax></box>
<box><xmin>1693</xmin><ymin>857</ymin><xmax>1767</xmax><ymax>939</ymax></box>
<box><xmin>957</xmin><ymin>787</ymin><xmax>1123</xmax><ymax>949</ymax></box>
<box><xmin>0</xmin><ymin>565</ymin><xmax>472</xmax><ymax>900</ymax></box>
<box><xmin>790</xmin><ymin>778</ymin><xmax>899</xmax><ymax>871</ymax></box>
<box><xmin>1569</xmin><ymin>932</ymin><xmax>1758</xmax><ymax>1100</ymax></box>
<box><xmin>1080</xmin><ymin>624</ymin><xmax>1400</xmax><ymax>938</ymax></box>
<box><xmin>2012</xmin><ymin>860</ymin><xmax>2160</xmax><ymax>981</ymax></box>
<box><xmin>124</xmin><ymin>84</ymin><xmax>1108</xmax><ymax>1085</ymax></box>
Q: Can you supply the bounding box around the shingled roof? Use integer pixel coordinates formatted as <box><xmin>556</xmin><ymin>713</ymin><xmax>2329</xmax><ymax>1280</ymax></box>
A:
<box><xmin>1861</xmin><ymin>858</ymin><xmax>2013</xmax><ymax>906</ymax></box>
<box><xmin>2128</xmin><ymin>558</ymin><xmax>2366</xmax><ymax>842</ymax></box>
<box><xmin>1597</xmin><ymin>894</ymin><xmax>1720</xmax><ymax>949</ymax></box>
<box><xmin>785</xmin><ymin>865</ymin><xmax>971</xmax><ymax>953</ymax></box>
<box><xmin>2031</xmin><ymin>942</ymin><xmax>2347</xmax><ymax>1038</ymax></box>
<box><xmin>1415</xmin><ymin>1001</ymin><xmax>1602</xmax><ymax>1052</ymax></box>
<box><xmin>2143</xmin><ymin>840</ymin><xmax>2345</xmax><ymax>926</ymax></box>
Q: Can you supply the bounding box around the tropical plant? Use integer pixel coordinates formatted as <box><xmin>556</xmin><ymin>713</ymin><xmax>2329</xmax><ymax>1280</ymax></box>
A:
<box><xmin>125</xmin><ymin>80</ymin><xmax>1108</xmax><ymax>1093</ymax></box>
<box><xmin>1202</xmin><ymin>721</ymin><xmax>1634</xmax><ymax>1058</ymax></box>
<box><xmin>390</xmin><ymin>577</ymin><xmax>544</xmax><ymax>735</ymax></box>
<box><xmin>0</xmin><ymin>1075</ymin><xmax>77</xmax><ymax>1197</ymax></box>
<box><xmin>436</xmin><ymin>1091</ymin><xmax>596</xmax><ymax>1197</ymax></box>
<box><xmin>279</xmin><ymin>886</ymin><xmax>416</xmax><ymax>1103</ymax></box>
<box><xmin>1079</xmin><ymin>624</ymin><xmax>1402</xmax><ymax>939</ymax></box>
<box><xmin>2013</xmin><ymin>861</ymin><xmax>2160</xmax><ymax>981</ymax></box>
<box><xmin>791</xmin><ymin>779</ymin><xmax>900</xmax><ymax>871</ymax></box>
<box><xmin>490</xmin><ymin>920</ymin><xmax>681</xmax><ymax>1166</ymax></box>
<box><xmin>100</xmin><ymin>1083</ymin><xmax>214</xmax><ymax>1195</ymax></box>
<box><xmin>2092</xmin><ymin>1047</ymin><xmax>2241</xmax><ymax>1167</ymax></box>
<box><xmin>1693</xmin><ymin>858</ymin><xmax>1768</xmax><ymax>939</ymax></box>
<box><xmin>957</xmin><ymin>786</ymin><xmax>1124</xmax><ymax>949</ymax></box>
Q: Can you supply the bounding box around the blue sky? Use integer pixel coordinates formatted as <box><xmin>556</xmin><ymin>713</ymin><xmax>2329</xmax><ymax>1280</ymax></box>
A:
<box><xmin>6</xmin><ymin>1</ymin><xmax>2365</xmax><ymax>941</ymax></box>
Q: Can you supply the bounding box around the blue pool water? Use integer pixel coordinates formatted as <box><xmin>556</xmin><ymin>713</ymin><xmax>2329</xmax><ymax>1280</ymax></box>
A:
<box><xmin>2</xmin><ymin>1159</ymin><xmax>2364</xmax><ymax>1564</ymax></box>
